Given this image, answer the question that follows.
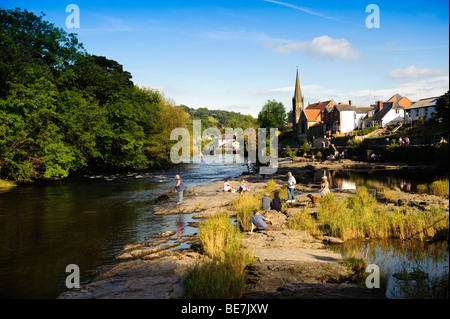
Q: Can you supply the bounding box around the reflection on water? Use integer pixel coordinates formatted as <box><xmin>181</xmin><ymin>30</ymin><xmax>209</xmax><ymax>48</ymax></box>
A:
<box><xmin>329</xmin><ymin>239</ymin><xmax>449</xmax><ymax>298</ymax></box>
<box><xmin>309</xmin><ymin>169</ymin><xmax>448</xmax><ymax>192</ymax></box>
<box><xmin>0</xmin><ymin>158</ymin><xmax>247</xmax><ymax>298</ymax></box>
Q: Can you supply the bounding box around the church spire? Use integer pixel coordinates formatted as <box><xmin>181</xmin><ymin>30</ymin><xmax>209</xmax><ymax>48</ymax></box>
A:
<box><xmin>292</xmin><ymin>68</ymin><xmax>304</xmax><ymax>137</ymax></box>
<box><xmin>294</xmin><ymin>68</ymin><xmax>302</xmax><ymax>102</ymax></box>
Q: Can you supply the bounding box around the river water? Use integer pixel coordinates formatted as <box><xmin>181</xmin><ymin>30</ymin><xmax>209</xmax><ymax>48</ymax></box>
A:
<box><xmin>0</xmin><ymin>157</ymin><xmax>248</xmax><ymax>298</ymax></box>
<box><xmin>0</xmin><ymin>160</ymin><xmax>448</xmax><ymax>298</ymax></box>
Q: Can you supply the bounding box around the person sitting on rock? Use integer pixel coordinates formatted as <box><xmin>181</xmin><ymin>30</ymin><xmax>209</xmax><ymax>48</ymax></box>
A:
<box><xmin>262</xmin><ymin>193</ymin><xmax>272</xmax><ymax>212</ymax></box>
<box><xmin>223</xmin><ymin>179</ymin><xmax>234</xmax><ymax>192</ymax></box>
<box><xmin>250</xmin><ymin>209</ymin><xmax>283</xmax><ymax>232</ymax></box>
<box><xmin>237</xmin><ymin>179</ymin><xmax>249</xmax><ymax>194</ymax></box>
<box><xmin>271</xmin><ymin>192</ymin><xmax>282</xmax><ymax>212</ymax></box>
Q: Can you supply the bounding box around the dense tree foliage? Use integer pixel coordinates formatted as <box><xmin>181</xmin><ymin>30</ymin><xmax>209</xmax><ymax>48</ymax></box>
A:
<box><xmin>434</xmin><ymin>91</ymin><xmax>449</xmax><ymax>130</ymax></box>
<box><xmin>181</xmin><ymin>105</ymin><xmax>257</xmax><ymax>131</ymax></box>
<box><xmin>0</xmin><ymin>8</ymin><xmax>189</xmax><ymax>181</ymax></box>
<box><xmin>257</xmin><ymin>99</ymin><xmax>287</xmax><ymax>131</ymax></box>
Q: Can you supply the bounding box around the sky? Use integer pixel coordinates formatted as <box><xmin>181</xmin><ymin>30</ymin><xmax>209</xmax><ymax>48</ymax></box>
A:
<box><xmin>1</xmin><ymin>0</ymin><xmax>449</xmax><ymax>117</ymax></box>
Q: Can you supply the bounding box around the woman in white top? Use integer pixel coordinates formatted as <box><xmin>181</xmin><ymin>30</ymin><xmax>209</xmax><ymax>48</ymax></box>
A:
<box><xmin>320</xmin><ymin>176</ymin><xmax>330</xmax><ymax>197</ymax></box>
<box><xmin>223</xmin><ymin>179</ymin><xmax>234</xmax><ymax>192</ymax></box>
<box><xmin>287</xmin><ymin>172</ymin><xmax>296</xmax><ymax>203</ymax></box>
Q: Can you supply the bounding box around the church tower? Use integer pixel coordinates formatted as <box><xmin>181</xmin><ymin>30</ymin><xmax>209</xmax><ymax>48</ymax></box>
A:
<box><xmin>292</xmin><ymin>69</ymin><xmax>304</xmax><ymax>137</ymax></box>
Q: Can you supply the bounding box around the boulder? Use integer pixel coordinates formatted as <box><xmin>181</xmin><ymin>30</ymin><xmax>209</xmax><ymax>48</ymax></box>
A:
<box><xmin>323</xmin><ymin>236</ymin><xmax>344</xmax><ymax>244</ymax></box>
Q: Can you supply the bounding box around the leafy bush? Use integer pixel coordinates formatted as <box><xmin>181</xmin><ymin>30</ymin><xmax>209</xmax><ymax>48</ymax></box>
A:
<box><xmin>300</xmin><ymin>141</ymin><xmax>311</xmax><ymax>155</ymax></box>
<box><xmin>429</xmin><ymin>180</ymin><xmax>449</xmax><ymax>198</ymax></box>
<box><xmin>416</xmin><ymin>184</ymin><xmax>429</xmax><ymax>194</ymax></box>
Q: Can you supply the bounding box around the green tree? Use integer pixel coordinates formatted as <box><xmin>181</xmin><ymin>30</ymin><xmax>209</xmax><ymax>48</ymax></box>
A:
<box><xmin>300</xmin><ymin>141</ymin><xmax>311</xmax><ymax>155</ymax></box>
<box><xmin>0</xmin><ymin>8</ymin><xmax>181</xmax><ymax>180</ymax></box>
<box><xmin>434</xmin><ymin>91</ymin><xmax>449</xmax><ymax>128</ymax></box>
<box><xmin>257</xmin><ymin>100</ymin><xmax>287</xmax><ymax>131</ymax></box>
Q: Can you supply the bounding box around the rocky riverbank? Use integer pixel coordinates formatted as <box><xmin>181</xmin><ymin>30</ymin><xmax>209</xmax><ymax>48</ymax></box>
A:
<box><xmin>59</xmin><ymin>159</ymin><xmax>448</xmax><ymax>299</ymax></box>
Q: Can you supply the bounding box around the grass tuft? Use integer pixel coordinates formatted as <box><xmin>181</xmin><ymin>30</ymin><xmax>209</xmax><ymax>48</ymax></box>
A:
<box><xmin>183</xmin><ymin>212</ymin><xmax>254</xmax><ymax>299</ymax></box>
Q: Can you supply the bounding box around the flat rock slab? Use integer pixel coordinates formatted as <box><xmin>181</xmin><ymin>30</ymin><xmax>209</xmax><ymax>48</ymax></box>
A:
<box><xmin>58</xmin><ymin>252</ymin><xmax>202</xmax><ymax>299</ymax></box>
<box><xmin>152</xmin><ymin>180</ymin><xmax>268</xmax><ymax>215</ymax></box>
<box><xmin>242</xmin><ymin>229</ymin><xmax>325</xmax><ymax>250</ymax></box>
<box><xmin>253</xmin><ymin>248</ymin><xmax>343</xmax><ymax>263</ymax></box>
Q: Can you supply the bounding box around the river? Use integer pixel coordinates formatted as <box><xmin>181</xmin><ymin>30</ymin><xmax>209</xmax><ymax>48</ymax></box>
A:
<box><xmin>0</xmin><ymin>157</ymin><xmax>248</xmax><ymax>299</ymax></box>
<box><xmin>0</xmin><ymin>160</ymin><xmax>448</xmax><ymax>298</ymax></box>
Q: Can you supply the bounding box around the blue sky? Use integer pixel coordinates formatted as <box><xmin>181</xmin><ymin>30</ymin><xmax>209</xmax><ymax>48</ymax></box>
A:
<box><xmin>2</xmin><ymin>0</ymin><xmax>449</xmax><ymax>117</ymax></box>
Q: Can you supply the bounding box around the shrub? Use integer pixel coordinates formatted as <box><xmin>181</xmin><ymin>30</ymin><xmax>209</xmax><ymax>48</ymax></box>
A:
<box><xmin>284</xmin><ymin>146</ymin><xmax>295</xmax><ymax>158</ymax></box>
<box><xmin>416</xmin><ymin>184</ymin><xmax>428</xmax><ymax>194</ymax></box>
<box><xmin>316</xmin><ymin>151</ymin><xmax>322</xmax><ymax>160</ymax></box>
<box><xmin>300</xmin><ymin>141</ymin><xmax>311</xmax><ymax>155</ymax></box>
<box><xmin>429</xmin><ymin>180</ymin><xmax>449</xmax><ymax>198</ymax></box>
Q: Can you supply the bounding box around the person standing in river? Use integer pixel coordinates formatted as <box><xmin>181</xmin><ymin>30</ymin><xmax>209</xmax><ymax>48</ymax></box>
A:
<box><xmin>174</xmin><ymin>175</ymin><xmax>185</xmax><ymax>204</ymax></box>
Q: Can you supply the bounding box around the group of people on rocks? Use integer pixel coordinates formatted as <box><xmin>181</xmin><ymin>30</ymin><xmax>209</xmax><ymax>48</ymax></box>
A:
<box><xmin>173</xmin><ymin>171</ymin><xmax>332</xmax><ymax>233</ymax></box>
<box><xmin>223</xmin><ymin>178</ymin><xmax>250</xmax><ymax>194</ymax></box>
<box><xmin>398</xmin><ymin>136</ymin><xmax>410</xmax><ymax>146</ymax></box>
<box><xmin>250</xmin><ymin>172</ymin><xmax>331</xmax><ymax>233</ymax></box>
<box><xmin>370</xmin><ymin>153</ymin><xmax>382</xmax><ymax>162</ymax></box>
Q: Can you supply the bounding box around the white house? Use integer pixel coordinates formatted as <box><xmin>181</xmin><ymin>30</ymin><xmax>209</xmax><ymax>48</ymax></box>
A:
<box><xmin>404</xmin><ymin>97</ymin><xmax>438</xmax><ymax>123</ymax></box>
<box><xmin>362</xmin><ymin>101</ymin><xmax>405</xmax><ymax>128</ymax></box>
<box><xmin>319</xmin><ymin>102</ymin><xmax>373</xmax><ymax>135</ymax></box>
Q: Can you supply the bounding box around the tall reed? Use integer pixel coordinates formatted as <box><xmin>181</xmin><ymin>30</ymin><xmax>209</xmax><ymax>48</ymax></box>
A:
<box><xmin>184</xmin><ymin>212</ymin><xmax>254</xmax><ymax>299</ymax></box>
<box><xmin>233</xmin><ymin>193</ymin><xmax>260</xmax><ymax>231</ymax></box>
<box><xmin>296</xmin><ymin>187</ymin><xmax>448</xmax><ymax>242</ymax></box>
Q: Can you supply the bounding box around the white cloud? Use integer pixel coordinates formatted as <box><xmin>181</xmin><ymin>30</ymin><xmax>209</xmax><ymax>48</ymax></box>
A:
<box><xmin>349</xmin><ymin>75</ymin><xmax>449</xmax><ymax>105</ymax></box>
<box><xmin>272</xmin><ymin>42</ymin><xmax>306</xmax><ymax>55</ymax></box>
<box><xmin>269</xmin><ymin>35</ymin><xmax>359</xmax><ymax>60</ymax></box>
<box><xmin>385</xmin><ymin>65</ymin><xmax>446</xmax><ymax>80</ymax></box>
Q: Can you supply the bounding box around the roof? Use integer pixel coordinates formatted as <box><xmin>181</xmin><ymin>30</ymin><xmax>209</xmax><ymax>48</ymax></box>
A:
<box><xmin>371</xmin><ymin>102</ymin><xmax>404</xmax><ymax>121</ymax></box>
<box><xmin>304</xmin><ymin>109</ymin><xmax>322</xmax><ymax>121</ymax></box>
<box><xmin>335</xmin><ymin>104</ymin><xmax>356</xmax><ymax>112</ymax></box>
<box><xmin>407</xmin><ymin>97</ymin><xmax>439</xmax><ymax>110</ymax></box>
<box><xmin>387</xmin><ymin>93</ymin><xmax>404</xmax><ymax>103</ymax></box>
<box><xmin>354</xmin><ymin>107</ymin><xmax>374</xmax><ymax>114</ymax></box>
<box><xmin>310</xmin><ymin>121</ymin><xmax>324</xmax><ymax>128</ymax></box>
<box><xmin>306</xmin><ymin>99</ymin><xmax>335</xmax><ymax>111</ymax></box>
<box><xmin>398</xmin><ymin>96</ymin><xmax>413</xmax><ymax>108</ymax></box>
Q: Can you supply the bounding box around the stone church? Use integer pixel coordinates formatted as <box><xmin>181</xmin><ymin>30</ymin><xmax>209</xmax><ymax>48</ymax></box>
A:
<box><xmin>291</xmin><ymin>70</ymin><xmax>335</xmax><ymax>142</ymax></box>
<box><xmin>292</xmin><ymin>70</ymin><xmax>308</xmax><ymax>141</ymax></box>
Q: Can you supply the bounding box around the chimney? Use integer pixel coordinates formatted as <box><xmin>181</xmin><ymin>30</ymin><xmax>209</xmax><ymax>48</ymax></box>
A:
<box><xmin>349</xmin><ymin>100</ymin><xmax>353</xmax><ymax>106</ymax></box>
<box><xmin>376</xmin><ymin>100</ymin><xmax>383</xmax><ymax>111</ymax></box>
